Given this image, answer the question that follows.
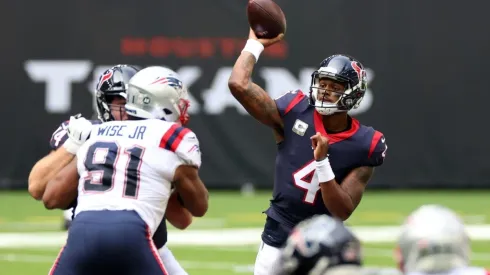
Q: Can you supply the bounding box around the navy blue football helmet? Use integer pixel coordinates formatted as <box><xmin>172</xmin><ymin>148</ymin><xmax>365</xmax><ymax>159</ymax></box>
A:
<box><xmin>95</xmin><ymin>64</ymin><xmax>141</xmax><ymax>122</ymax></box>
<box><xmin>309</xmin><ymin>54</ymin><xmax>367</xmax><ymax>116</ymax></box>
<box><xmin>276</xmin><ymin>215</ymin><xmax>362</xmax><ymax>275</ymax></box>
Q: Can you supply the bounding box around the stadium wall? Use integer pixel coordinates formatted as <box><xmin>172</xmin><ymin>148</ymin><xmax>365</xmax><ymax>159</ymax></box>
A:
<box><xmin>1</xmin><ymin>0</ymin><xmax>489</xmax><ymax>190</ymax></box>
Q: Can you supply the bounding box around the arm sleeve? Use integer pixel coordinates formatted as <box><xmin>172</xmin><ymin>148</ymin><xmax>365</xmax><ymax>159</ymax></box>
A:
<box><xmin>49</xmin><ymin>121</ymin><xmax>70</xmax><ymax>150</ymax></box>
<box><xmin>159</xmin><ymin>125</ymin><xmax>202</xmax><ymax>169</ymax></box>
<box><xmin>367</xmin><ymin>131</ymin><xmax>387</xmax><ymax>167</ymax></box>
<box><xmin>174</xmin><ymin>130</ymin><xmax>202</xmax><ymax>169</ymax></box>
<box><xmin>274</xmin><ymin>90</ymin><xmax>305</xmax><ymax>117</ymax></box>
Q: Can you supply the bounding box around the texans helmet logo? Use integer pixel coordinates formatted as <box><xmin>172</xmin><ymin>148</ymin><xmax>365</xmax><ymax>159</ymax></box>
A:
<box><xmin>351</xmin><ymin>61</ymin><xmax>367</xmax><ymax>89</ymax></box>
<box><xmin>351</xmin><ymin>61</ymin><xmax>363</xmax><ymax>79</ymax></box>
<box><xmin>97</xmin><ymin>70</ymin><xmax>113</xmax><ymax>90</ymax></box>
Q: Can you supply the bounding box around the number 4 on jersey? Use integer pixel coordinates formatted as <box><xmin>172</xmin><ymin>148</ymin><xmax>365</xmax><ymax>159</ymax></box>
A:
<box><xmin>51</xmin><ymin>123</ymin><xmax>68</xmax><ymax>148</ymax></box>
<box><xmin>293</xmin><ymin>160</ymin><xmax>321</xmax><ymax>204</ymax></box>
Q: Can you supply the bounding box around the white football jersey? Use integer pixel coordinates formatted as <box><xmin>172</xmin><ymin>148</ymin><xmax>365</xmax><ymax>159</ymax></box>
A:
<box><xmin>75</xmin><ymin>119</ymin><xmax>201</xmax><ymax>234</ymax></box>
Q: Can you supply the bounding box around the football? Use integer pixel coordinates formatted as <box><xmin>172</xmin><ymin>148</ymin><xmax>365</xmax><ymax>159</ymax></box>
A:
<box><xmin>247</xmin><ymin>0</ymin><xmax>287</xmax><ymax>39</ymax></box>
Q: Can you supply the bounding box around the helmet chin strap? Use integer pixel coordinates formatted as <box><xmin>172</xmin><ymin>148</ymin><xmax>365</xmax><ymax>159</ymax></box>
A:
<box><xmin>314</xmin><ymin>99</ymin><xmax>347</xmax><ymax>116</ymax></box>
<box><xmin>101</xmin><ymin>102</ymin><xmax>112</xmax><ymax>121</ymax></box>
<box><xmin>315</xmin><ymin>106</ymin><xmax>337</xmax><ymax>116</ymax></box>
<box><xmin>311</xmin><ymin>86</ymin><xmax>345</xmax><ymax>116</ymax></box>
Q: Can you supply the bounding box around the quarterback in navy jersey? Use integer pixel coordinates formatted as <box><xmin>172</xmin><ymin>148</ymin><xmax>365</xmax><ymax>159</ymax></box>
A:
<box><xmin>228</xmin><ymin>29</ymin><xmax>387</xmax><ymax>275</ymax></box>
<box><xmin>28</xmin><ymin>65</ymin><xmax>191</xmax><ymax>275</ymax></box>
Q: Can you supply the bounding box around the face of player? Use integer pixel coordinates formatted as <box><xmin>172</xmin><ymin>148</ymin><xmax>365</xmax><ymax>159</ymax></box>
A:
<box><xmin>109</xmin><ymin>96</ymin><xmax>128</xmax><ymax>121</ymax></box>
<box><xmin>316</xmin><ymin>78</ymin><xmax>346</xmax><ymax>103</ymax></box>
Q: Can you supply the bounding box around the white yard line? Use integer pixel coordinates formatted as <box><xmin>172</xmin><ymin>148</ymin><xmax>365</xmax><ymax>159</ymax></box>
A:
<box><xmin>0</xmin><ymin>253</ymin><xmax>54</xmax><ymax>263</ymax></box>
<box><xmin>0</xmin><ymin>225</ymin><xmax>486</xmax><ymax>273</ymax></box>
<box><xmin>2</xmin><ymin>225</ymin><xmax>490</xmax><ymax>248</ymax></box>
<box><xmin>0</xmin><ymin>253</ymin><xmax>254</xmax><ymax>270</ymax></box>
<box><xmin>0</xmin><ymin>254</ymin><xmax>399</xmax><ymax>274</ymax></box>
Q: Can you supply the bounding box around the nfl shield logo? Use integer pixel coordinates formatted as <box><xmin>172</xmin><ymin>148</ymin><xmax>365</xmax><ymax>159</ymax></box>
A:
<box><xmin>292</xmin><ymin>119</ymin><xmax>308</xmax><ymax>136</ymax></box>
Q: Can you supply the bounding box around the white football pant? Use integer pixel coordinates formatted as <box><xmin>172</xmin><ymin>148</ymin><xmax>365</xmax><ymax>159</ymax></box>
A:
<box><xmin>159</xmin><ymin>245</ymin><xmax>188</xmax><ymax>275</ymax></box>
<box><xmin>254</xmin><ymin>241</ymin><xmax>281</xmax><ymax>275</ymax></box>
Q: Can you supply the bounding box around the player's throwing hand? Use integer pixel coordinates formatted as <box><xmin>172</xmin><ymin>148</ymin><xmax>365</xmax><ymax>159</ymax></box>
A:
<box><xmin>248</xmin><ymin>28</ymin><xmax>284</xmax><ymax>48</ymax></box>
<box><xmin>310</xmin><ymin>132</ymin><xmax>329</xmax><ymax>161</ymax></box>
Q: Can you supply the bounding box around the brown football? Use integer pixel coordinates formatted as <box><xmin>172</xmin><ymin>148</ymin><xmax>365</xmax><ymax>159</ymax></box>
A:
<box><xmin>247</xmin><ymin>0</ymin><xmax>286</xmax><ymax>39</ymax></box>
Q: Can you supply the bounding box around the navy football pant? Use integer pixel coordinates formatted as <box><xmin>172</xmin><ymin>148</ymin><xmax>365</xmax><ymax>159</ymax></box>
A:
<box><xmin>49</xmin><ymin>210</ymin><xmax>167</xmax><ymax>275</ymax></box>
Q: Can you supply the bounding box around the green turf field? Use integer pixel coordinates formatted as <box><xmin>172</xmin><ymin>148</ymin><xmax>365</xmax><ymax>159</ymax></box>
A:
<box><xmin>0</xmin><ymin>190</ymin><xmax>489</xmax><ymax>274</ymax></box>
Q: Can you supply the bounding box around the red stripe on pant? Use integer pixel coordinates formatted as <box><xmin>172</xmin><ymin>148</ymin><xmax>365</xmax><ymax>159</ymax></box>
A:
<box><xmin>48</xmin><ymin>245</ymin><xmax>66</xmax><ymax>275</ymax></box>
<box><xmin>146</xmin><ymin>226</ymin><xmax>168</xmax><ymax>274</ymax></box>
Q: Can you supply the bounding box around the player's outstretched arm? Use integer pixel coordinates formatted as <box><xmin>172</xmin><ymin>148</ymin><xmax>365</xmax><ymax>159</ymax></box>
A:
<box><xmin>319</xmin><ymin>166</ymin><xmax>374</xmax><ymax>221</ymax></box>
<box><xmin>312</xmin><ymin>132</ymin><xmax>375</xmax><ymax>220</ymax></box>
<box><xmin>321</xmin><ymin>132</ymin><xmax>386</xmax><ymax>220</ymax></box>
<box><xmin>28</xmin><ymin>148</ymin><xmax>75</xmax><ymax>200</ymax></box>
<box><xmin>228</xmin><ymin>53</ymin><xmax>282</xmax><ymax>129</ymax></box>
<box><xmin>29</xmin><ymin>115</ymin><xmax>93</xmax><ymax>200</ymax></box>
<box><xmin>228</xmin><ymin>29</ymin><xmax>284</xmax><ymax>130</ymax></box>
<box><xmin>172</xmin><ymin>165</ymin><xmax>209</xmax><ymax>217</ymax></box>
<box><xmin>42</xmin><ymin>158</ymin><xmax>79</xmax><ymax>210</ymax></box>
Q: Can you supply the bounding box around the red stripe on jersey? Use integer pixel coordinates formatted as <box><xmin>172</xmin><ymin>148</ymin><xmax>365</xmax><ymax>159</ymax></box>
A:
<box><xmin>284</xmin><ymin>92</ymin><xmax>305</xmax><ymax>115</ymax></box>
<box><xmin>368</xmin><ymin>131</ymin><xmax>383</xmax><ymax>158</ymax></box>
<box><xmin>170</xmin><ymin>128</ymin><xmax>191</xmax><ymax>152</ymax></box>
<box><xmin>159</xmin><ymin>124</ymin><xmax>179</xmax><ymax>149</ymax></box>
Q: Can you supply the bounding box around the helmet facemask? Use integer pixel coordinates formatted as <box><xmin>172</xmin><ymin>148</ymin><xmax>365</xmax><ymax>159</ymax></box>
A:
<box><xmin>398</xmin><ymin>238</ymin><xmax>470</xmax><ymax>273</ymax></box>
<box><xmin>177</xmin><ymin>98</ymin><xmax>190</xmax><ymax>125</ymax></box>
<box><xmin>96</xmin><ymin>91</ymin><xmax>127</xmax><ymax>122</ymax></box>
<box><xmin>95</xmin><ymin>65</ymin><xmax>140</xmax><ymax>122</ymax></box>
<box><xmin>309</xmin><ymin>68</ymin><xmax>367</xmax><ymax>116</ymax></box>
<box><xmin>162</xmin><ymin>96</ymin><xmax>190</xmax><ymax>125</ymax></box>
<box><xmin>396</xmin><ymin>205</ymin><xmax>471</xmax><ymax>273</ymax></box>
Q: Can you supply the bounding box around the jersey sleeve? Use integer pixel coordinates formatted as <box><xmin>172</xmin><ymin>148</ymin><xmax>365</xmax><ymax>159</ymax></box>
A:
<box><xmin>49</xmin><ymin>118</ymin><xmax>99</xmax><ymax>150</ymax></box>
<box><xmin>367</xmin><ymin>131</ymin><xmax>387</xmax><ymax>167</ymax></box>
<box><xmin>274</xmin><ymin>90</ymin><xmax>306</xmax><ymax>117</ymax></box>
<box><xmin>175</xmin><ymin>130</ymin><xmax>201</xmax><ymax>168</ymax></box>
<box><xmin>159</xmin><ymin>124</ymin><xmax>202</xmax><ymax>169</ymax></box>
<box><xmin>49</xmin><ymin>121</ymin><xmax>70</xmax><ymax>150</ymax></box>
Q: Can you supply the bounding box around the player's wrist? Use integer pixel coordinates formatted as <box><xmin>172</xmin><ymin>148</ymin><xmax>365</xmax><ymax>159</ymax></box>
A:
<box><xmin>315</xmin><ymin>157</ymin><xmax>335</xmax><ymax>182</ymax></box>
<box><xmin>242</xmin><ymin>39</ymin><xmax>264</xmax><ymax>63</ymax></box>
<box><xmin>62</xmin><ymin>138</ymin><xmax>81</xmax><ymax>155</ymax></box>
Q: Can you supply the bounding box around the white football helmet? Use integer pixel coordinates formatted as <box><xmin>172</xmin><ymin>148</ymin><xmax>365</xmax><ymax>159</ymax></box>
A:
<box><xmin>125</xmin><ymin>66</ymin><xmax>190</xmax><ymax>124</ymax></box>
<box><xmin>396</xmin><ymin>204</ymin><xmax>470</xmax><ymax>273</ymax></box>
